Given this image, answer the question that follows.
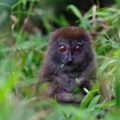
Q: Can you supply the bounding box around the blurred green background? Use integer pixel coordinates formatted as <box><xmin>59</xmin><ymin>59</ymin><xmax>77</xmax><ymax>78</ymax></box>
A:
<box><xmin>0</xmin><ymin>0</ymin><xmax>120</xmax><ymax>120</ymax></box>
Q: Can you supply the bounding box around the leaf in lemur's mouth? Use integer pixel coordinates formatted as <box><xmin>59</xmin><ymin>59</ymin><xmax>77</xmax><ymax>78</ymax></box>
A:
<box><xmin>75</xmin><ymin>78</ymin><xmax>80</xmax><ymax>84</ymax></box>
<box><xmin>60</xmin><ymin>64</ymin><xmax>65</xmax><ymax>69</ymax></box>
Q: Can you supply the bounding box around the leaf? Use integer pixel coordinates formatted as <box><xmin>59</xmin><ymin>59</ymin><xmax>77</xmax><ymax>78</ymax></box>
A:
<box><xmin>80</xmin><ymin>89</ymin><xmax>98</xmax><ymax>109</ymax></box>
<box><xmin>115</xmin><ymin>57</ymin><xmax>120</xmax><ymax>108</ymax></box>
<box><xmin>46</xmin><ymin>110</ymin><xmax>65</xmax><ymax>120</ymax></box>
<box><xmin>67</xmin><ymin>5</ymin><xmax>82</xmax><ymax>19</ymax></box>
<box><xmin>88</xmin><ymin>95</ymin><xmax>101</xmax><ymax>109</ymax></box>
<box><xmin>98</xmin><ymin>58</ymin><xmax>116</xmax><ymax>75</ymax></box>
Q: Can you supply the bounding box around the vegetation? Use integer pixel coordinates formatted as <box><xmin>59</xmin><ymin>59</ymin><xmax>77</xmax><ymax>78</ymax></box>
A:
<box><xmin>0</xmin><ymin>0</ymin><xmax>120</xmax><ymax>120</ymax></box>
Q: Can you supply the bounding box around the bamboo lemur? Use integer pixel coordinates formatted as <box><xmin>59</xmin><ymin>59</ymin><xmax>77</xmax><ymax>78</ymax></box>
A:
<box><xmin>36</xmin><ymin>26</ymin><xmax>97</xmax><ymax>103</ymax></box>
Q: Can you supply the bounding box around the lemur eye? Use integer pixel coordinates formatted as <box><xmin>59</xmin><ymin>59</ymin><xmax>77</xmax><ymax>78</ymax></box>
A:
<box><xmin>59</xmin><ymin>45</ymin><xmax>66</xmax><ymax>53</ymax></box>
<box><xmin>74</xmin><ymin>44</ymin><xmax>83</xmax><ymax>52</ymax></box>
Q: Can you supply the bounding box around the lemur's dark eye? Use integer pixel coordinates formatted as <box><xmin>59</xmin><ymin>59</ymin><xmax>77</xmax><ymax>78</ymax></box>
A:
<box><xmin>59</xmin><ymin>45</ymin><xmax>66</xmax><ymax>53</ymax></box>
<box><xmin>74</xmin><ymin>44</ymin><xmax>83</xmax><ymax>52</ymax></box>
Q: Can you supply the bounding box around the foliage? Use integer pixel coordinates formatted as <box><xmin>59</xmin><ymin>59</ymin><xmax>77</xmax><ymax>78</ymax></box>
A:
<box><xmin>0</xmin><ymin>0</ymin><xmax>120</xmax><ymax>120</ymax></box>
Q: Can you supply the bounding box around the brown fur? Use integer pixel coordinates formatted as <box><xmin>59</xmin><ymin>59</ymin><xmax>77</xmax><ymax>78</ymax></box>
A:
<box><xmin>51</xmin><ymin>26</ymin><xmax>91</xmax><ymax>42</ymax></box>
<box><xmin>35</xmin><ymin>26</ymin><xmax>97</xmax><ymax>103</ymax></box>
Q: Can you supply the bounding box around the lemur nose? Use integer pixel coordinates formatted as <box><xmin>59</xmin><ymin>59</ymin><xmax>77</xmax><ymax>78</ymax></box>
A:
<box><xmin>66</xmin><ymin>60</ymin><xmax>73</xmax><ymax>65</ymax></box>
<box><xmin>66</xmin><ymin>55</ymin><xmax>73</xmax><ymax>65</ymax></box>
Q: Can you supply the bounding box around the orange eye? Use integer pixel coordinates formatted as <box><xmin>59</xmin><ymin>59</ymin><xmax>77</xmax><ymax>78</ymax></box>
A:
<box><xmin>59</xmin><ymin>45</ymin><xmax>66</xmax><ymax>53</ymax></box>
<box><xmin>74</xmin><ymin>45</ymin><xmax>82</xmax><ymax>52</ymax></box>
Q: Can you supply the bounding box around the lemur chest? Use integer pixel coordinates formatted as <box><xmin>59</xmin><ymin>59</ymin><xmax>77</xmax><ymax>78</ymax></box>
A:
<box><xmin>55</xmin><ymin>72</ymin><xmax>81</xmax><ymax>93</ymax></box>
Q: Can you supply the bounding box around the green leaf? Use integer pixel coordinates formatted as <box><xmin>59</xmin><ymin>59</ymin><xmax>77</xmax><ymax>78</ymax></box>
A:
<box><xmin>80</xmin><ymin>89</ymin><xmax>98</xmax><ymax>109</ymax></box>
<box><xmin>115</xmin><ymin>57</ymin><xmax>120</xmax><ymax>108</ymax></box>
<box><xmin>67</xmin><ymin>5</ymin><xmax>82</xmax><ymax>19</ymax></box>
<box><xmin>88</xmin><ymin>95</ymin><xmax>101</xmax><ymax>109</ymax></box>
